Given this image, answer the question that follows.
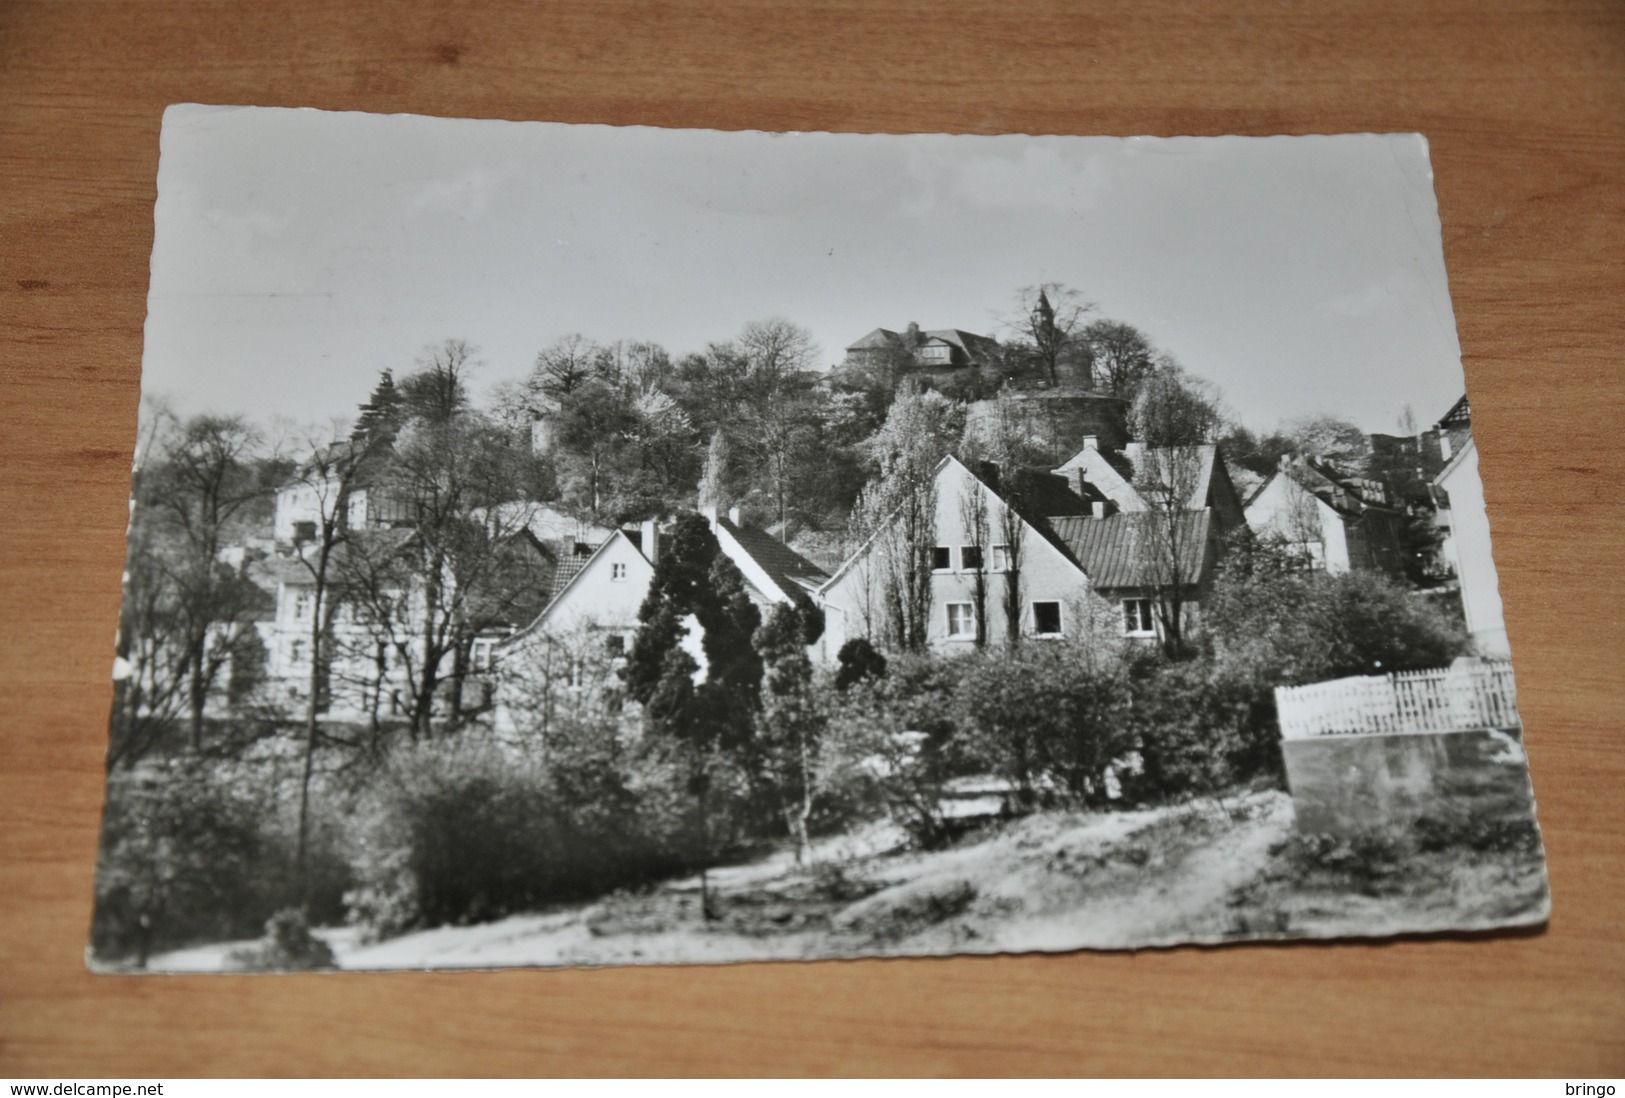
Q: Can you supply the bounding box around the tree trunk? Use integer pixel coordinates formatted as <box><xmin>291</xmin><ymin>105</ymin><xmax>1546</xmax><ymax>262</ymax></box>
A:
<box><xmin>294</xmin><ymin>582</ymin><xmax>327</xmax><ymax>905</ymax></box>
<box><xmin>187</xmin><ymin>644</ymin><xmax>206</xmax><ymax>752</ymax></box>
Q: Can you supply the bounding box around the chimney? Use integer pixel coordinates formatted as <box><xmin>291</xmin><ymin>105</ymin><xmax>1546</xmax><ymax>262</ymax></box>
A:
<box><xmin>640</xmin><ymin>519</ymin><xmax>659</xmax><ymax>564</ymax></box>
<box><xmin>700</xmin><ymin>503</ymin><xmax>718</xmax><ymax>525</ymax></box>
<box><xmin>1092</xmin><ymin>501</ymin><xmax>1107</xmax><ymax>520</ymax></box>
<box><xmin>1082</xmin><ymin>435</ymin><xmax>1099</xmax><ymax>451</ymax></box>
<box><xmin>1279</xmin><ymin>453</ymin><xmax>1294</xmax><ymax>472</ymax></box>
<box><xmin>728</xmin><ymin>505</ymin><xmax>741</xmax><ymax>526</ymax></box>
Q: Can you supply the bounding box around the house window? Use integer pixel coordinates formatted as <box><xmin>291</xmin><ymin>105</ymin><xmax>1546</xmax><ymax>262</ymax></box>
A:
<box><xmin>932</xmin><ymin>546</ymin><xmax>952</xmax><ymax>572</ymax></box>
<box><xmin>470</xmin><ymin>638</ymin><xmax>496</xmax><ymax>672</ymax></box>
<box><xmin>960</xmin><ymin>545</ymin><xmax>983</xmax><ymax>571</ymax></box>
<box><xmin>991</xmin><ymin>544</ymin><xmax>1012</xmax><ymax>571</ymax></box>
<box><xmin>292</xmin><ymin>590</ymin><xmax>314</xmax><ymax>620</ymax></box>
<box><xmin>604</xmin><ymin>633</ymin><xmax>627</xmax><ymax>656</ymax></box>
<box><xmin>946</xmin><ymin>602</ymin><xmax>976</xmax><ymax>638</ymax></box>
<box><xmin>1123</xmin><ymin>598</ymin><xmax>1157</xmax><ymax>637</ymax></box>
<box><xmin>1033</xmin><ymin>601</ymin><xmax>1063</xmax><ymax>636</ymax></box>
<box><xmin>293</xmin><ymin>520</ymin><xmax>317</xmax><ymax>543</ymax></box>
<box><xmin>289</xmin><ymin>638</ymin><xmax>307</xmax><ymax>664</ymax></box>
<box><xmin>611</xmin><ymin>562</ymin><xmax>628</xmax><ymax>581</ymax></box>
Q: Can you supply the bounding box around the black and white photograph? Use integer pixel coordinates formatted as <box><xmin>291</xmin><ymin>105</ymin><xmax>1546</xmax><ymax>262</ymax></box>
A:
<box><xmin>91</xmin><ymin>105</ymin><xmax>1548</xmax><ymax>973</ymax></box>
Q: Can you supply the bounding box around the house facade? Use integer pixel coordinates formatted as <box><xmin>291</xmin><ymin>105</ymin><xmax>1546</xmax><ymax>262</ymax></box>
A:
<box><xmin>820</xmin><ymin>441</ymin><xmax>1241</xmax><ymax>660</ymax></box>
<box><xmin>818</xmin><ymin>457</ymin><xmax>1102</xmax><ymax>660</ymax></box>
<box><xmin>1244</xmin><ymin>455</ymin><xmax>1406</xmax><ymax>575</ymax></box>
<box><xmin>496</xmin><ymin>510</ymin><xmax>830</xmax><ymax>727</ymax></box>
<box><xmin>1434</xmin><ymin>435</ymin><xmax>1509</xmax><ymax>658</ymax></box>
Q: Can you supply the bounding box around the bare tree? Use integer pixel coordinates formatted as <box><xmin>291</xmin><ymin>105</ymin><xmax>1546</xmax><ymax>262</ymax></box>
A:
<box><xmin>738</xmin><ymin>317</ymin><xmax>819</xmax><ymax>392</ymax></box>
<box><xmin>1128</xmin><ymin>359</ymin><xmax>1224</xmax><ymax>657</ymax></box>
<box><xmin>1006</xmin><ymin>283</ymin><xmax>1094</xmax><ymax>387</ymax></box>
<box><xmin>1080</xmin><ymin>319</ymin><xmax>1156</xmax><ymax>400</ymax></box>
<box><xmin>343</xmin><ymin>413</ymin><xmax>544</xmax><ymax>738</ymax></box>
<box><xmin>959</xmin><ymin>485</ymin><xmax>992</xmax><ymax>649</ymax></box>
<box><xmin>400</xmin><ymin>339</ymin><xmax>477</xmax><ymax>425</ymax></box>
<box><xmin>960</xmin><ymin>388</ymin><xmax>1033</xmax><ymax>646</ymax></box>
<box><xmin>283</xmin><ymin>419</ymin><xmax>388</xmax><ymax>892</ymax></box>
<box><xmin>139</xmin><ymin>411</ymin><xmax>270</xmax><ymax>751</ymax></box>
<box><xmin>530</xmin><ymin>333</ymin><xmax>600</xmax><ymax>402</ymax></box>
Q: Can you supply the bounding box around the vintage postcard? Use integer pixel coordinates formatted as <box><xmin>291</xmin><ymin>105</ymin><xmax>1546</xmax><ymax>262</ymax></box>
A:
<box><xmin>92</xmin><ymin>106</ymin><xmax>1547</xmax><ymax>972</ymax></box>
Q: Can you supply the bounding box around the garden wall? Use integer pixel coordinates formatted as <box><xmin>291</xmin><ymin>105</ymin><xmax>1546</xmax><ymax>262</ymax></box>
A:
<box><xmin>1281</xmin><ymin>727</ymin><xmax>1535</xmax><ymax>837</ymax></box>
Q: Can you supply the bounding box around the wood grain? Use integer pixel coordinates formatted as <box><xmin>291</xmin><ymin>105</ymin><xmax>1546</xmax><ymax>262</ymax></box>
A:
<box><xmin>2</xmin><ymin>0</ymin><xmax>1622</xmax><ymax>1077</ymax></box>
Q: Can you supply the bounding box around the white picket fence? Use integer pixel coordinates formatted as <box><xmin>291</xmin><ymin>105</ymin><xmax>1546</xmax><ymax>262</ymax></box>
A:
<box><xmin>1274</xmin><ymin>660</ymin><xmax>1519</xmax><ymax>740</ymax></box>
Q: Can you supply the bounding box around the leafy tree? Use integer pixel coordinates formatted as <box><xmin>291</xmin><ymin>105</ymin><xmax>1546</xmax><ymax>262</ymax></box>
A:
<box><xmin>554</xmin><ymin>380</ymin><xmax>639</xmax><ymax>516</ymax></box>
<box><xmin>1284</xmin><ymin>412</ymin><xmax>1370</xmax><ymax>470</ymax></box>
<box><xmin>697</xmin><ymin>429</ymin><xmax>733</xmax><ymax>514</ymax></box>
<box><xmin>754</xmin><ymin>605</ymin><xmax>826</xmax><ymax>863</ymax></box>
<box><xmin>1218</xmin><ymin>422</ymin><xmax>1293</xmax><ymax>481</ymax></box>
<box><xmin>351</xmin><ymin>369</ymin><xmax>404</xmax><ymax>446</ymax></box>
<box><xmin>848</xmin><ymin>384</ymin><xmax>959</xmax><ymax>651</ymax></box>
<box><xmin>622</xmin><ymin>513</ymin><xmax>765</xmax><ymax>914</ymax></box>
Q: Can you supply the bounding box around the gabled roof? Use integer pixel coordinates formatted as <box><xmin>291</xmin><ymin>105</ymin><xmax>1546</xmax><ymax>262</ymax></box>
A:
<box><xmin>1437</xmin><ymin>394</ymin><xmax>1471</xmax><ymax>430</ymax></box>
<box><xmin>1049</xmin><ymin>511</ymin><xmax>1214</xmax><ymax>589</ymax></box>
<box><xmin>922</xmin><ymin>329</ymin><xmax>1001</xmax><ymax>362</ymax></box>
<box><xmin>846</xmin><ymin>327</ymin><xmax>901</xmax><ymax>352</ymax></box>
<box><xmin>1053</xmin><ymin>444</ymin><xmax>1145</xmax><ymax>512</ymax></box>
<box><xmin>502</xmin><ymin>527</ymin><xmax>645</xmax><ymax>647</ymax></box>
<box><xmin>716</xmin><ymin>517</ymin><xmax>830</xmax><ymax>598</ymax></box>
<box><xmin>845</xmin><ymin>326</ymin><xmax>1000</xmax><ymax>364</ymax></box>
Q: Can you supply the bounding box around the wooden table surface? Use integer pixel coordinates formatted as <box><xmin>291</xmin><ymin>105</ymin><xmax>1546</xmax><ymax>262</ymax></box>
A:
<box><xmin>3</xmin><ymin>0</ymin><xmax>1622</xmax><ymax>1078</ymax></box>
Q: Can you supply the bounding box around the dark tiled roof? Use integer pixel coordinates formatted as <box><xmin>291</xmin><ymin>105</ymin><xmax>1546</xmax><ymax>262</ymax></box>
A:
<box><xmin>549</xmin><ymin>555</ymin><xmax>588</xmax><ymax>594</ymax></box>
<box><xmin>1049</xmin><ymin>511</ymin><xmax>1213</xmax><ymax>589</ymax></box>
<box><xmin>846</xmin><ymin>327</ymin><xmax>901</xmax><ymax>351</ymax></box>
<box><xmin>1005</xmin><ymin>468</ymin><xmax>1098</xmax><ymax>519</ymax></box>
<box><xmin>1437</xmin><ymin>394</ymin><xmax>1471</xmax><ymax>429</ymax></box>
<box><xmin>717</xmin><ymin>518</ymin><xmax>831</xmax><ymax>597</ymax></box>
<box><xmin>923</xmin><ymin>329</ymin><xmax>1001</xmax><ymax>363</ymax></box>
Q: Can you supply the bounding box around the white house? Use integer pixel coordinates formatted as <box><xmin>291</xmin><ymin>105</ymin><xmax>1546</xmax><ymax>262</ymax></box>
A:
<box><xmin>495</xmin><ymin>510</ymin><xmax>830</xmax><ymax>722</ymax></box>
<box><xmin>1434</xmin><ymin>435</ymin><xmax>1510</xmax><ymax>658</ymax></box>
<box><xmin>818</xmin><ymin>456</ymin><xmax>1105</xmax><ymax>660</ymax></box>
<box><xmin>1244</xmin><ymin>456</ymin><xmax>1405</xmax><ymax>576</ymax></box>
<box><xmin>819</xmin><ymin>448</ymin><xmax>1236</xmax><ymax>661</ymax></box>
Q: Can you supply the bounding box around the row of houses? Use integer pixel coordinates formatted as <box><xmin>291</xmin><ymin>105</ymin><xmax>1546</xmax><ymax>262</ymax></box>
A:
<box><xmin>233</xmin><ymin>391</ymin><xmax>1505</xmax><ymax>725</ymax></box>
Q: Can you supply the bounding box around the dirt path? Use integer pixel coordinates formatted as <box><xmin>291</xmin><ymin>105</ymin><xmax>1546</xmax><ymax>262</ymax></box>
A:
<box><xmin>328</xmin><ymin>791</ymin><xmax>1298</xmax><ymax>970</ymax></box>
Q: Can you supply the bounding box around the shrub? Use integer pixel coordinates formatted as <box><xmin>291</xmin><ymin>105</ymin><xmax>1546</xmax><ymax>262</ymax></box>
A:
<box><xmin>834</xmin><ymin>637</ymin><xmax>888</xmax><ymax>691</ymax></box>
<box><xmin>954</xmin><ymin>643</ymin><xmax>1132</xmax><ymax>808</ymax></box>
<box><xmin>91</xmin><ymin>759</ymin><xmax>284</xmax><ymax>966</ymax></box>
<box><xmin>1205</xmin><ymin>565</ymin><xmax>1468</xmax><ymax>687</ymax></box>
<box><xmin>345</xmin><ymin>727</ymin><xmax>683</xmax><ymax>940</ymax></box>
<box><xmin>1121</xmin><ymin>654</ymin><xmax>1282</xmax><ymax>802</ymax></box>
<box><xmin>226</xmin><ymin>908</ymin><xmax>336</xmax><ymax>971</ymax></box>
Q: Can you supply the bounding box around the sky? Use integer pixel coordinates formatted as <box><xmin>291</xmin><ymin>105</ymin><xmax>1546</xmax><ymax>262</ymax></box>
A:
<box><xmin>142</xmin><ymin>105</ymin><xmax>1469</xmax><ymax>436</ymax></box>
